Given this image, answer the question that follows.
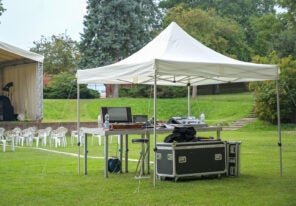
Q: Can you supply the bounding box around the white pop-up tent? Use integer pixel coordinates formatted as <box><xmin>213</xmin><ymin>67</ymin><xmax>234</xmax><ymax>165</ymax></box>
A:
<box><xmin>76</xmin><ymin>22</ymin><xmax>282</xmax><ymax>182</ymax></box>
<box><xmin>77</xmin><ymin>22</ymin><xmax>278</xmax><ymax>85</ymax></box>
<box><xmin>0</xmin><ymin>41</ymin><xmax>44</xmax><ymax>121</ymax></box>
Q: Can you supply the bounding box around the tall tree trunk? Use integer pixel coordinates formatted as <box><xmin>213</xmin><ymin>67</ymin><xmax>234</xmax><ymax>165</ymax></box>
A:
<box><xmin>212</xmin><ymin>84</ymin><xmax>220</xmax><ymax>94</ymax></box>
<box><xmin>192</xmin><ymin>85</ymin><xmax>197</xmax><ymax>99</ymax></box>
<box><xmin>113</xmin><ymin>84</ymin><xmax>119</xmax><ymax>98</ymax></box>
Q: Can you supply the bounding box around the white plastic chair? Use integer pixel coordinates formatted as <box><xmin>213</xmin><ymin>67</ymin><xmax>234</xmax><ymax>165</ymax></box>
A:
<box><xmin>0</xmin><ymin>127</ymin><xmax>5</xmax><ymax>139</ymax></box>
<box><xmin>12</xmin><ymin>127</ymin><xmax>22</xmax><ymax>146</ymax></box>
<box><xmin>0</xmin><ymin>127</ymin><xmax>6</xmax><ymax>151</ymax></box>
<box><xmin>22</xmin><ymin>128</ymin><xmax>33</xmax><ymax>146</ymax></box>
<box><xmin>35</xmin><ymin>129</ymin><xmax>48</xmax><ymax>147</ymax></box>
<box><xmin>92</xmin><ymin>132</ymin><xmax>103</xmax><ymax>146</ymax></box>
<box><xmin>86</xmin><ymin>127</ymin><xmax>119</xmax><ymax>146</ymax></box>
<box><xmin>71</xmin><ymin>127</ymin><xmax>85</xmax><ymax>146</ymax></box>
<box><xmin>92</xmin><ymin>132</ymin><xmax>120</xmax><ymax>146</ymax></box>
<box><xmin>88</xmin><ymin>127</ymin><xmax>119</xmax><ymax>146</ymax></box>
<box><xmin>37</xmin><ymin>127</ymin><xmax>52</xmax><ymax>147</ymax></box>
<box><xmin>50</xmin><ymin>127</ymin><xmax>68</xmax><ymax>147</ymax></box>
<box><xmin>82</xmin><ymin>127</ymin><xmax>102</xmax><ymax>146</ymax></box>
<box><xmin>2</xmin><ymin>130</ymin><xmax>15</xmax><ymax>152</ymax></box>
<box><xmin>110</xmin><ymin>135</ymin><xmax>121</xmax><ymax>144</ymax></box>
<box><xmin>43</xmin><ymin>127</ymin><xmax>52</xmax><ymax>146</ymax></box>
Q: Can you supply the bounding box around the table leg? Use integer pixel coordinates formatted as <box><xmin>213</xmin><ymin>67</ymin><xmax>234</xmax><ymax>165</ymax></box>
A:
<box><xmin>217</xmin><ymin>129</ymin><xmax>221</xmax><ymax>140</ymax></box>
<box><xmin>104</xmin><ymin>134</ymin><xmax>108</xmax><ymax>178</ymax></box>
<box><xmin>147</xmin><ymin>132</ymin><xmax>150</xmax><ymax>174</ymax></box>
<box><xmin>141</xmin><ymin>134</ymin><xmax>145</xmax><ymax>175</ymax></box>
<box><xmin>125</xmin><ymin>134</ymin><xmax>128</xmax><ymax>173</ymax></box>
<box><xmin>84</xmin><ymin>134</ymin><xmax>88</xmax><ymax>175</ymax></box>
<box><xmin>119</xmin><ymin>134</ymin><xmax>123</xmax><ymax>173</ymax></box>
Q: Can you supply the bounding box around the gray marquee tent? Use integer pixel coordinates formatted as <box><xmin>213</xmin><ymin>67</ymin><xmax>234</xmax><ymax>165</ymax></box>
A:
<box><xmin>76</xmin><ymin>22</ymin><xmax>282</xmax><ymax>184</ymax></box>
<box><xmin>0</xmin><ymin>41</ymin><xmax>44</xmax><ymax>121</ymax></box>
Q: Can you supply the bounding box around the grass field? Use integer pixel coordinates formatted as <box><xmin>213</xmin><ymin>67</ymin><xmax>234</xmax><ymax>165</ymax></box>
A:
<box><xmin>43</xmin><ymin>93</ymin><xmax>254</xmax><ymax>126</ymax></box>
<box><xmin>1</xmin><ymin>93</ymin><xmax>295</xmax><ymax>205</ymax></box>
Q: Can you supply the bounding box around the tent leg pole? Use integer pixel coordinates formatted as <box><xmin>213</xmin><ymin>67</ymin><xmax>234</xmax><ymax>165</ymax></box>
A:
<box><xmin>187</xmin><ymin>84</ymin><xmax>190</xmax><ymax>117</ymax></box>
<box><xmin>276</xmin><ymin>78</ymin><xmax>282</xmax><ymax>176</ymax></box>
<box><xmin>153</xmin><ymin>74</ymin><xmax>157</xmax><ymax>187</ymax></box>
<box><xmin>77</xmin><ymin>83</ymin><xmax>81</xmax><ymax>175</ymax></box>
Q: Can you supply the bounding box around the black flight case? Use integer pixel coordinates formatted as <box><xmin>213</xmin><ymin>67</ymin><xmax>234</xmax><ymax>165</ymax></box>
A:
<box><xmin>156</xmin><ymin>141</ymin><xmax>227</xmax><ymax>181</ymax></box>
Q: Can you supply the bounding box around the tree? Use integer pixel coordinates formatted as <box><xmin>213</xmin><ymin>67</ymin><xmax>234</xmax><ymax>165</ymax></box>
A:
<box><xmin>250</xmin><ymin>52</ymin><xmax>296</xmax><ymax>123</ymax></box>
<box><xmin>30</xmin><ymin>34</ymin><xmax>80</xmax><ymax>75</ymax></box>
<box><xmin>0</xmin><ymin>0</ymin><xmax>5</xmax><ymax>18</ymax></box>
<box><xmin>163</xmin><ymin>6</ymin><xmax>251</xmax><ymax>61</ymax></box>
<box><xmin>44</xmin><ymin>72</ymin><xmax>99</xmax><ymax>99</ymax></box>
<box><xmin>159</xmin><ymin>0</ymin><xmax>276</xmax><ymax>51</ymax></box>
<box><xmin>249</xmin><ymin>14</ymin><xmax>283</xmax><ymax>57</ymax></box>
<box><xmin>249</xmin><ymin>13</ymin><xmax>296</xmax><ymax>59</ymax></box>
<box><xmin>79</xmin><ymin>0</ymin><xmax>161</xmax><ymax>69</ymax></box>
<box><xmin>30</xmin><ymin>34</ymin><xmax>98</xmax><ymax>99</ymax></box>
<box><xmin>78</xmin><ymin>0</ymin><xmax>161</xmax><ymax>98</ymax></box>
<box><xmin>159</xmin><ymin>0</ymin><xmax>276</xmax><ymax>20</ymax></box>
<box><xmin>275</xmin><ymin>28</ymin><xmax>296</xmax><ymax>59</ymax></box>
<box><xmin>277</xmin><ymin>0</ymin><xmax>296</xmax><ymax>25</ymax></box>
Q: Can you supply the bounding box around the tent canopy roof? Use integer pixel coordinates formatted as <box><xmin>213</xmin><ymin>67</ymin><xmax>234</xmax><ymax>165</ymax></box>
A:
<box><xmin>0</xmin><ymin>41</ymin><xmax>44</xmax><ymax>67</ymax></box>
<box><xmin>77</xmin><ymin>22</ymin><xmax>278</xmax><ymax>86</ymax></box>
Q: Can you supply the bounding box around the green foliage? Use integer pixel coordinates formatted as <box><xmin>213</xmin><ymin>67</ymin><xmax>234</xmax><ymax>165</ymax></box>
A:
<box><xmin>44</xmin><ymin>73</ymin><xmax>76</xmax><ymax>99</ymax></box>
<box><xmin>275</xmin><ymin>24</ymin><xmax>296</xmax><ymax>59</ymax></box>
<box><xmin>249</xmin><ymin>13</ymin><xmax>296</xmax><ymax>59</ymax></box>
<box><xmin>119</xmin><ymin>85</ymin><xmax>187</xmax><ymax>98</ymax></box>
<box><xmin>249</xmin><ymin>14</ymin><xmax>281</xmax><ymax>56</ymax></box>
<box><xmin>159</xmin><ymin>0</ymin><xmax>291</xmax><ymax>60</ymax></box>
<box><xmin>159</xmin><ymin>0</ymin><xmax>276</xmax><ymax>25</ymax></box>
<box><xmin>78</xmin><ymin>0</ymin><xmax>162</xmax><ymax>69</ymax></box>
<box><xmin>250</xmin><ymin>53</ymin><xmax>296</xmax><ymax>123</ymax></box>
<box><xmin>44</xmin><ymin>72</ymin><xmax>99</xmax><ymax>99</ymax></box>
<box><xmin>30</xmin><ymin>34</ymin><xmax>80</xmax><ymax>74</ymax></box>
<box><xmin>277</xmin><ymin>0</ymin><xmax>296</xmax><ymax>25</ymax></box>
<box><xmin>163</xmin><ymin>6</ymin><xmax>251</xmax><ymax>61</ymax></box>
<box><xmin>0</xmin><ymin>0</ymin><xmax>5</xmax><ymax>17</ymax></box>
<box><xmin>157</xmin><ymin>86</ymin><xmax>187</xmax><ymax>98</ymax></box>
<box><xmin>160</xmin><ymin>0</ymin><xmax>275</xmax><ymax>12</ymax></box>
<box><xmin>119</xmin><ymin>85</ymin><xmax>151</xmax><ymax>98</ymax></box>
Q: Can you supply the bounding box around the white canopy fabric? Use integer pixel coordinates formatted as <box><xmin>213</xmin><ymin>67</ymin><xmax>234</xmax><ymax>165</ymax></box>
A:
<box><xmin>0</xmin><ymin>41</ymin><xmax>44</xmax><ymax>63</ymax></box>
<box><xmin>76</xmin><ymin>22</ymin><xmax>278</xmax><ymax>85</ymax></box>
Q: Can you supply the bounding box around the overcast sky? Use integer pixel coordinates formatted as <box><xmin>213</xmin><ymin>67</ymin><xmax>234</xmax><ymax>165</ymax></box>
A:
<box><xmin>0</xmin><ymin>0</ymin><xmax>87</xmax><ymax>50</ymax></box>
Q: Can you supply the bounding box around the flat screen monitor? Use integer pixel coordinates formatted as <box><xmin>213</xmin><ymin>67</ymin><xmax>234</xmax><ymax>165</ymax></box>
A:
<box><xmin>100</xmin><ymin>107</ymin><xmax>132</xmax><ymax>123</ymax></box>
<box><xmin>133</xmin><ymin>115</ymin><xmax>148</xmax><ymax>123</ymax></box>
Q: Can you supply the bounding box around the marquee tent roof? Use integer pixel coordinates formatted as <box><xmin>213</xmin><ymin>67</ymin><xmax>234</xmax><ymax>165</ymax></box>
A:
<box><xmin>0</xmin><ymin>41</ymin><xmax>44</xmax><ymax>65</ymax></box>
<box><xmin>76</xmin><ymin>22</ymin><xmax>278</xmax><ymax>86</ymax></box>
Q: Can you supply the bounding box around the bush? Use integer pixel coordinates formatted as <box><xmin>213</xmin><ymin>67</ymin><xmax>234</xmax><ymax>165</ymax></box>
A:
<box><xmin>44</xmin><ymin>72</ymin><xmax>100</xmax><ymax>99</ymax></box>
<box><xmin>250</xmin><ymin>53</ymin><xmax>296</xmax><ymax>123</ymax></box>
<box><xmin>119</xmin><ymin>85</ymin><xmax>187</xmax><ymax>98</ymax></box>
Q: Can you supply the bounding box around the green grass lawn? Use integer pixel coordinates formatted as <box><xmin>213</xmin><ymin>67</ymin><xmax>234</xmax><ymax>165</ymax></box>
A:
<box><xmin>1</xmin><ymin>93</ymin><xmax>295</xmax><ymax>205</ymax></box>
<box><xmin>0</xmin><ymin>123</ymin><xmax>295</xmax><ymax>205</ymax></box>
<box><xmin>43</xmin><ymin>92</ymin><xmax>254</xmax><ymax>125</ymax></box>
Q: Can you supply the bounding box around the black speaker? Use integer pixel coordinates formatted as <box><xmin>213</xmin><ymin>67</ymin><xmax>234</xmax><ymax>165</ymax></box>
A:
<box><xmin>0</xmin><ymin>95</ymin><xmax>16</xmax><ymax>121</ymax></box>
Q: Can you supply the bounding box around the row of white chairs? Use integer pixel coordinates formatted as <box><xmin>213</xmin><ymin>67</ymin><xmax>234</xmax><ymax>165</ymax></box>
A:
<box><xmin>0</xmin><ymin>126</ymin><xmax>122</xmax><ymax>152</ymax></box>
<box><xmin>70</xmin><ymin>127</ymin><xmax>120</xmax><ymax>146</ymax></box>
<box><xmin>0</xmin><ymin>126</ymin><xmax>69</xmax><ymax>152</ymax></box>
